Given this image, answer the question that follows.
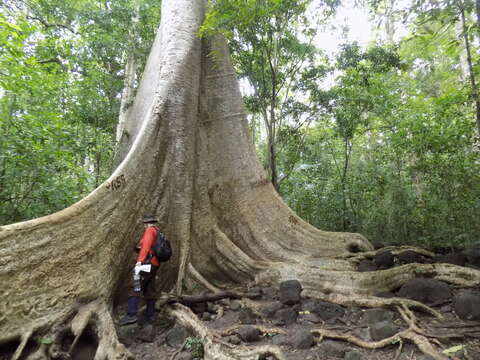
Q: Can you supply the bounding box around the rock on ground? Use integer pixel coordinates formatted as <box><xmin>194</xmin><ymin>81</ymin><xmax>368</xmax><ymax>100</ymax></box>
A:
<box><xmin>397</xmin><ymin>278</ymin><xmax>451</xmax><ymax>305</ymax></box>
<box><xmin>279</xmin><ymin>280</ymin><xmax>303</xmax><ymax>305</ymax></box>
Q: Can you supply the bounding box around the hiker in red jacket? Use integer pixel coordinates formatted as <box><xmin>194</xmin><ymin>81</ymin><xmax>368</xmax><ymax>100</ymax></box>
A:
<box><xmin>120</xmin><ymin>215</ymin><xmax>160</xmax><ymax>326</ymax></box>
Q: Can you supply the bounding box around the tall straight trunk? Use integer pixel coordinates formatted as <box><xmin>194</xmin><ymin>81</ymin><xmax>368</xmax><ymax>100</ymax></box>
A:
<box><xmin>476</xmin><ymin>0</ymin><xmax>480</xmax><ymax>33</ymax></box>
<box><xmin>268</xmin><ymin>130</ymin><xmax>279</xmax><ymax>191</ymax></box>
<box><xmin>341</xmin><ymin>138</ymin><xmax>352</xmax><ymax>231</ymax></box>
<box><xmin>460</xmin><ymin>6</ymin><xmax>480</xmax><ymax>135</ymax></box>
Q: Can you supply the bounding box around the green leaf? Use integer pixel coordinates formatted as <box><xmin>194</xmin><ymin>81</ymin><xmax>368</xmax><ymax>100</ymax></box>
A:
<box><xmin>39</xmin><ymin>337</ymin><xmax>53</xmax><ymax>345</ymax></box>
<box><xmin>442</xmin><ymin>345</ymin><xmax>464</xmax><ymax>354</ymax></box>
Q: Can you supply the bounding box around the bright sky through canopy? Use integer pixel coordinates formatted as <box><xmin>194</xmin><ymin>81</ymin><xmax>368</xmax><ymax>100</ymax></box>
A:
<box><xmin>313</xmin><ymin>1</ymin><xmax>373</xmax><ymax>55</ymax></box>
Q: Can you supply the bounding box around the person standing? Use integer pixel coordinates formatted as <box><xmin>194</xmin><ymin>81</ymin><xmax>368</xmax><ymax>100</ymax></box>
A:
<box><xmin>120</xmin><ymin>215</ymin><xmax>160</xmax><ymax>325</ymax></box>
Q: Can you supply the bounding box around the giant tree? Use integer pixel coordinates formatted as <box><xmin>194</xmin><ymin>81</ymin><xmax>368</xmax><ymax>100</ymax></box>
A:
<box><xmin>1</xmin><ymin>1</ymin><xmax>479</xmax><ymax>359</ymax></box>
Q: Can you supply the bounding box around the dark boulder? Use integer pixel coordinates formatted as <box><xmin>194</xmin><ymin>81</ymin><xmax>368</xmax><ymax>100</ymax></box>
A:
<box><xmin>345</xmin><ymin>350</ymin><xmax>363</xmax><ymax>360</ymax></box>
<box><xmin>137</xmin><ymin>324</ymin><xmax>155</xmax><ymax>343</ymax></box>
<box><xmin>397</xmin><ymin>250</ymin><xmax>425</xmax><ymax>264</ymax></box>
<box><xmin>237</xmin><ymin>325</ymin><xmax>262</xmax><ymax>342</ymax></box>
<box><xmin>166</xmin><ymin>325</ymin><xmax>189</xmax><ymax>348</ymax></box>
<box><xmin>289</xmin><ymin>329</ymin><xmax>314</xmax><ymax>349</ymax></box>
<box><xmin>260</xmin><ymin>301</ymin><xmax>284</xmax><ymax>318</ymax></box>
<box><xmin>359</xmin><ymin>308</ymin><xmax>394</xmax><ymax>326</ymax></box>
<box><xmin>299</xmin><ymin>312</ymin><xmax>322</xmax><ymax>323</ymax></box>
<box><xmin>279</xmin><ymin>280</ymin><xmax>302</xmax><ymax>305</ymax></box>
<box><xmin>369</xmin><ymin>320</ymin><xmax>398</xmax><ymax>341</ymax></box>
<box><xmin>273</xmin><ymin>308</ymin><xmax>297</xmax><ymax>325</ymax></box>
<box><xmin>190</xmin><ymin>302</ymin><xmax>207</xmax><ymax>314</ymax></box>
<box><xmin>302</xmin><ymin>299</ymin><xmax>345</xmax><ymax>321</ymax></box>
<box><xmin>229</xmin><ymin>300</ymin><xmax>242</xmax><ymax>310</ymax></box>
<box><xmin>372</xmin><ymin>241</ymin><xmax>385</xmax><ymax>250</ymax></box>
<box><xmin>261</xmin><ymin>286</ymin><xmax>278</xmax><ymax>300</ymax></box>
<box><xmin>353</xmin><ymin>327</ymin><xmax>371</xmax><ymax>342</ymax></box>
<box><xmin>316</xmin><ymin>340</ymin><xmax>347</xmax><ymax>358</ymax></box>
<box><xmin>117</xmin><ymin>324</ymin><xmax>139</xmax><ymax>347</ymax></box>
<box><xmin>358</xmin><ymin>260</ymin><xmax>377</xmax><ymax>272</ymax></box>
<box><xmin>374</xmin><ymin>250</ymin><xmax>394</xmax><ymax>269</ymax></box>
<box><xmin>397</xmin><ymin>278</ymin><xmax>451</xmax><ymax>305</ymax></box>
<box><xmin>453</xmin><ymin>291</ymin><xmax>480</xmax><ymax>321</ymax></box>
<box><xmin>272</xmin><ymin>334</ymin><xmax>288</xmax><ymax>346</ymax></box>
<box><xmin>436</xmin><ymin>253</ymin><xmax>467</xmax><ymax>267</ymax></box>
<box><xmin>226</xmin><ymin>335</ymin><xmax>241</xmax><ymax>345</ymax></box>
<box><xmin>238</xmin><ymin>307</ymin><xmax>257</xmax><ymax>324</ymax></box>
<box><xmin>272</xmin><ymin>334</ymin><xmax>289</xmax><ymax>346</ymax></box>
<box><xmin>466</xmin><ymin>247</ymin><xmax>480</xmax><ymax>267</ymax></box>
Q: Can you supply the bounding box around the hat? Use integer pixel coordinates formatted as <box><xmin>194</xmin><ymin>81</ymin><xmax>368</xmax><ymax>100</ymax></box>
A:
<box><xmin>142</xmin><ymin>215</ymin><xmax>158</xmax><ymax>223</ymax></box>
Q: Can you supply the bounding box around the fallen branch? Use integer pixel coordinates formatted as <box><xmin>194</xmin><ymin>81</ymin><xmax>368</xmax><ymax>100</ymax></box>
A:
<box><xmin>157</xmin><ymin>290</ymin><xmax>260</xmax><ymax>307</ymax></box>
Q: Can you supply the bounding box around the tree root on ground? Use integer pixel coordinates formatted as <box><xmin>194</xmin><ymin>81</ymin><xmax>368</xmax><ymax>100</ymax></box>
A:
<box><xmin>311</xmin><ymin>304</ymin><xmax>450</xmax><ymax>360</ymax></box>
<box><xmin>219</xmin><ymin>325</ymin><xmax>286</xmax><ymax>337</ymax></box>
<box><xmin>155</xmin><ymin>290</ymin><xmax>261</xmax><ymax>309</ymax></box>
<box><xmin>188</xmin><ymin>263</ymin><xmax>222</xmax><ymax>293</ymax></box>
<box><xmin>10</xmin><ymin>300</ymin><xmax>132</xmax><ymax>360</ymax></box>
<box><xmin>167</xmin><ymin>303</ymin><xmax>287</xmax><ymax>360</ymax></box>
<box><xmin>308</xmin><ymin>293</ymin><xmax>443</xmax><ymax>319</ymax></box>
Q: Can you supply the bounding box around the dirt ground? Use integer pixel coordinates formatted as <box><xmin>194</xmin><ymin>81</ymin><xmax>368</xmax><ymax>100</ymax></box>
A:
<box><xmin>118</xmin><ymin>282</ymin><xmax>480</xmax><ymax>360</ymax></box>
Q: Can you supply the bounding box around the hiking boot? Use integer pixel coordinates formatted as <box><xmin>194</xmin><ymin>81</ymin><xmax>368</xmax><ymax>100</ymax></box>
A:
<box><xmin>119</xmin><ymin>314</ymin><xmax>138</xmax><ymax>326</ymax></box>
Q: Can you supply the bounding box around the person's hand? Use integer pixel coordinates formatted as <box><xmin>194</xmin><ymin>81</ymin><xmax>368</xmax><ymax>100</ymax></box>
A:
<box><xmin>134</xmin><ymin>262</ymin><xmax>142</xmax><ymax>275</ymax></box>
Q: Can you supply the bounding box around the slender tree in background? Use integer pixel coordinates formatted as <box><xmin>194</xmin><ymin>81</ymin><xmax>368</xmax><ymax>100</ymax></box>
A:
<box><xmin>201</xmin><ymin>0</ymin><xmax>322</xmax><ymax>192</ymax></box>
<box><xmin>459</xmin><ymin>2</ymin><xmax>480</xmax><ymax>135</ymax></box>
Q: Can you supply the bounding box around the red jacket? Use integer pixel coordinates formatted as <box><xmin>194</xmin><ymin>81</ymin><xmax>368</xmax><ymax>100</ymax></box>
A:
<box><xmin>136</xmin><ymin>226</ymin><xmax>160</xmax><ymax>266</ymax></box>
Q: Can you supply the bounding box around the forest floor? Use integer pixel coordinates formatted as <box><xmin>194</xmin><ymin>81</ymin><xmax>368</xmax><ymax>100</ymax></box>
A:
<box><xmin>112</xmin><ymin>253</ymin><xmax>480</xmax><ymax>360</ymax></box>
<box><xmin>119</xmin><ymin>292</ymin><xmax>480</xmax><ymax>360</ymax></box>
<box><xmin>59</xmin><ymin>247</ymin><xmax>480</xmax><ymax>360</ymax></box>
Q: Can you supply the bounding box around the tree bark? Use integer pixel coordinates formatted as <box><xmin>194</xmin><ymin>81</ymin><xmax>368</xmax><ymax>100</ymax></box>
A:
<box><xmin>1</xmin><ymin>0</ymin><xmax>479</xmax><ymax>358</ymax></box>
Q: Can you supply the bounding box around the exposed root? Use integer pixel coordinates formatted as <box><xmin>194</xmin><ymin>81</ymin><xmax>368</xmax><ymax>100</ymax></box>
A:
<box><xmin>156</xmin><ymin>290</ymin><xmax>260</xmax><ymax>310</ymax></box>
<box><xmin>310</xmin><ymin>300</ymin><xmax>450</xmax><ymax>360</ymax></box>
<box><xmin>89</xmin><ymin>300</ymin><xmax>132</xmax><ymax>360</ymax></box>
<box><xmin>316</xmin><ymin>293</ymin><xmax>443</xmax><ymax>319</ymax></box>
<box><xmin>188</xmin><ymin>263</ymin><xmax>222</xmax><ymax>293</ymax></box>
<box><xmin>26</xmin><ymin>344</ymin><xmax>48</xmax><ymax>360</ymax></box>
<box><xmin>12</xmin><ymin>329</ymin><xmax>33</xmax><ymax>360</ymax></box>
<box><xmin>168</xmin><ymin>303</ymin><xmax>286</xmax><ymax>360</ymax></box>
<box><xmin>68</xmin><ymin>301</ymin><xmax>133</xmax><ymax>360</ymax></box>
<box><xmin>214</xmin><ymin>305</ymin><xmax>224</xmax><ymax>320</ymax></box>
<box><xmin>219</xmin><ymin>325</ymin><xmax>286</xmax><ymax>337</ymax></box>
<box><xmin>393</xmin><ymin>339</ymin><xmax>403</xmax><ymax>360</ymax></box>
<box><xmin>69</xmin><ymin>301</ymin><xmax>96</xmax><ymax>354</ymax></box>
<box><xmin>311</xmin><ymin>328</ymin><xmax>448</xmax><ymax>360</ymax></box>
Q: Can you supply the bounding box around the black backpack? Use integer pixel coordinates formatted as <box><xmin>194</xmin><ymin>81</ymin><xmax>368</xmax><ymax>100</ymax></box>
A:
<box><xmin>151</xmin><ymin>230</ymin><xmax>172</xmax><ymax>262</ymax></box>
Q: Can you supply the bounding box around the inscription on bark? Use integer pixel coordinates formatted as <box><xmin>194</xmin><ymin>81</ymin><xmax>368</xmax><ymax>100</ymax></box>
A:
<box><xmin>289</xmin><ymin>215</ymin><xmax>299</xmax><ymax>225</ymax></box>
<box><xmin>106</xmin><ymin>174</ymin><xmax>126</xmax><ymax>191</ymax></box>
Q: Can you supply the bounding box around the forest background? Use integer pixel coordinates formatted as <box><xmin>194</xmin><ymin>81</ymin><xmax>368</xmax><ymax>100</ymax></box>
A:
<box><xmin>1</xmin><ymin>0</ymin><xmax>479</xmax><ymax>251</ymax></box>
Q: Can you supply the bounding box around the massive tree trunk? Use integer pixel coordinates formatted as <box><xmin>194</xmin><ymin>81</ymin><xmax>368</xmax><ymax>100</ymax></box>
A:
<box><xmin>1</xmin><ymin>0</ymin><xmax>480</xmax><ymax>359</ymax></box>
